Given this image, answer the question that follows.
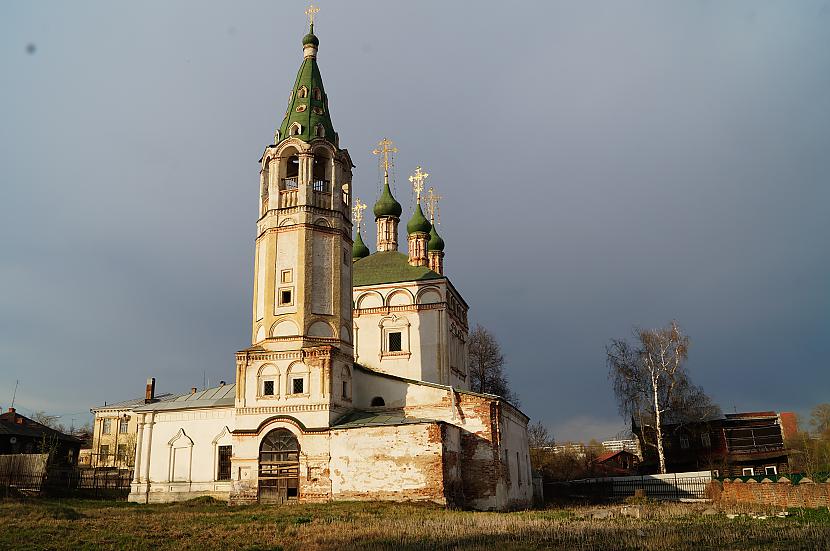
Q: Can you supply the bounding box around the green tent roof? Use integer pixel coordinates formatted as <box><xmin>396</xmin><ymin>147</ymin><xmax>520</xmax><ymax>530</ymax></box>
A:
<box><xmin>353</xmin><ymin>251</ymin><xmax>442</xmax><ymax>287</ymax></box>
<box><xmin>277</xmin><ymin>27</ymin><xmax>337</xmax><ymax>146</ymax></box>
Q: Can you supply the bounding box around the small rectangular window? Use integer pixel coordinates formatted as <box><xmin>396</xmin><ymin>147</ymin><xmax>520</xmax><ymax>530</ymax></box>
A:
<box><xmin>281</xmin><ymin>270</ymin><xmax>292</xmax><ymax>284</ymax></box>
<box><xmin>742</xmin><ymin>467</ymin><xmax>754</xmax><ymax>476</ymax></box>
<box><xmin>680</xmin><ymin>435</ymin><xmax>689</xmax><ymax>449</ymax></box>
<box><xmin>388</xmin><ymin>331</ymin><xmax>402</xmax><ymax>352</ymax></box>
<box><xmin>119</xmin><ymin>419</ymin><xmax>129</xmax><ymax>434</ymax></box>
<box><xmin>342</xmin><ymin>380</ymin><xmax>348</xmax><ymax>399</ymax></box>
<box><xmin>279</xmin><ymin>288</ymin><xmax>293</xmax><ymax>306</ymax></box>
<box><xmin>292</xmin><ymin>377</ymin><xmax>304</xmax><ymax>395</ymax></box>
<box><xmin>765</xmin><ymin>466</ymin><xmax>778</xmax><ymax>475</ymax></box>
<box><xmin>701</xmin><ymin>433</ymin><xmax>711</xmax><ymax>448</ymax></box>
<box><xmin>517</xmin><ymin>451</ymin><xmax>522</xmax><ymax>485</ymax></box>
<box><xmin>101</xmin><ymin>419</ymin><xmax>112</xmax><ymax>434</ymax></box>
<box><xmin>263</xmin><ymin>380</ymin><xmax>274</xmax><ymax>396</ymax></box>
<box><xmin>217</xmin><ymin>445</ymin><xmax>232</xmax><ymax>481</ymax></box>
<box><xmin>99</xmin><ymin>444</ymin><xmax>109</xmax><ymax>459</ymax></box>
<box><xmin>117</xmin><ymin>444</ymin><xmax>127</xmax><ymax>462</ymax></box>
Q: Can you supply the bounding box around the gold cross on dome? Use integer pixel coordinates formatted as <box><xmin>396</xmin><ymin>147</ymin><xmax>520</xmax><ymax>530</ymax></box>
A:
<box><xmin>352</xmin><ymin>197</ymin><xmax>367</xmax><ymax>229</ymax></box>
<box><xmin>305</xmin><ymin>3</ymin><xmax>320</xmax><ymax>26</ymax></box>
<box><xmin>372</xmin><ymin>137</ymin><xmax>398</xmax><ymax>175</ymax></box>
<box><xmin>425</xmin><ymin>187</ymin><xmax>442</xmax><ymax>224</ymax></box>
<box><xmin>408</xmin><ymin>166</ymin><xmax>429</xmax><ymax>202</ymax></box>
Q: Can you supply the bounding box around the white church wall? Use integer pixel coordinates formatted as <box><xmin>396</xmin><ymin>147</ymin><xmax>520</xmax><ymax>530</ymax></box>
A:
<box><xmin>130</xmin><ymin>406</ymin><xmax>234</xmax><ymax>503</ymax></box>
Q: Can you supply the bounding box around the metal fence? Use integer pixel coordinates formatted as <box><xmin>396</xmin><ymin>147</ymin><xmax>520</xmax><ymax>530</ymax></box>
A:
<box><xmin>546</xmin><ymin>471</ymin><xmax>712</xmax><ymax>502</ymax></box>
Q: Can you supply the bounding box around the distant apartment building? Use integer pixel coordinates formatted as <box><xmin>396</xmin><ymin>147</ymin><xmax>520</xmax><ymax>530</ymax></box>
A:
<box><xmin>602</xmin><ymin>439</ymin><xmax>642</xmax><ymax>458</ymax></box>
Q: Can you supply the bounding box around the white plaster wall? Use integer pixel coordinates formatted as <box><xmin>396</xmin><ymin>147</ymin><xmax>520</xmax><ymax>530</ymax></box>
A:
<box><xmin>353</xmin><ymin>281</ymin><xmax>448</xmax><ymax>385</ymax></box>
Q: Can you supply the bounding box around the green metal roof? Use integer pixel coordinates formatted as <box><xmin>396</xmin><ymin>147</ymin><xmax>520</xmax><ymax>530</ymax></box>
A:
<box><xmin>333</xmin><ymin>410</ymin><xmax>439</xmax><ymax>428</ymax></box>
<box><xmin>353</xmin><ymin>251</ymin><xmax>442</xmax><ymax>286</ymax></box>
<box><xmin>277</xmin><ymin>27</ymin><xmax>337</xmax><ymax>146</ymax></box>
<box><xmin>428</xmin><ymin>224</ymin><xmax>445</xmax><ymax>252</ymax></box>
<box><xmin>352</xmin><ymin>230</ymin><xmax>370</xmax><ymax>259</ymax></box>
<box><xmin>373</xmin><ymin>181</ymin><xmax>402</xmax><ymax>218</ymax></box>
<box><xmin>406</xmin><ymin>203</ymin><xmax>431</xmax><ymax>234</ymax></box>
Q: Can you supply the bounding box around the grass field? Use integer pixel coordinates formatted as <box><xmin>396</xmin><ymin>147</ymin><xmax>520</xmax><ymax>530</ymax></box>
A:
<box><xmin>1</xmin><ymin>498</ymin><xmax>829</xmax><ymax>551</ymax></box>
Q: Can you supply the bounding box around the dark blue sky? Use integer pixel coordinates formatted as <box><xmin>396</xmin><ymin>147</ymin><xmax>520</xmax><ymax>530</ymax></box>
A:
<box><xmin>2</xmin><ymin>1</ymin><xmax>828</xmax><ymax>440</ymax></box>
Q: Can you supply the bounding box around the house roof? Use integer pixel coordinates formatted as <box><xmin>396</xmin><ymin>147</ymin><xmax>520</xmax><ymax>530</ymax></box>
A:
<box><xmin>91</xmin><ymin>393</ymin><xmax>178</xmax><ymax>412</ymax></box>
<box><xmin>594</xmin><ymin>450</ymin><xmax>638</xmax><ymax>464</ymax></box>
<box><xmin>0</xmin><ymin>410</ymin><xmax>82</xmax><ymax>444</ymax></box>
<box><xmin>352</xmin><ymin>251</ymin><xmax>443</xmax><ymax>286</ymax></box>
<box><xmin>133</xmin><ymin>383</ymin><xmax>235</xmax><ymax>412</ymax></box>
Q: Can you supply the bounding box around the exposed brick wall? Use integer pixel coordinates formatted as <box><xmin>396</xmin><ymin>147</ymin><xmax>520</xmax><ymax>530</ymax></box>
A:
<box><xmin>717</xmin><ymin>479</ymin><xmax>830</xmax><ymax>508</ymax></box>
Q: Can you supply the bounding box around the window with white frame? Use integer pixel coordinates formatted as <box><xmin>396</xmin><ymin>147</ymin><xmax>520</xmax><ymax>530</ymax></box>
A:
<box><xmin>101</xmin><ymin>419</ymin><xmax>112</xmax><ymax>435</ymax></box>
<box><xmin>119</xmin><ymin>418</ymin><xmax>129</xmax><ymax>434</ymax></box>
<box><xmin>258</xmin><ymin>364</ymin><xmax>278</xmax><ymax>398</ymax></box>
<box><xmin>742</xmin><ymin>467</ymin><xmax>754</xmax><ymax>476</ymax></box>
<box><xmin>379</xmin><ymin>315</ymin><xmax>409</xmax><ymax>356</ymax></box>
<box><xmin>765</xmin><ymin>466</ymin><xmax>778</xmax><ymax>475</ymax></box>
<box><xmin>291</xmin><ymin>377</ymin><xmax>304</xmax><ymax>395</ymax></box>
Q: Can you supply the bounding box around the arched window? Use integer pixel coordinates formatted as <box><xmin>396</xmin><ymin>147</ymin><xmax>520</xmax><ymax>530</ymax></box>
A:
<box><xmin>312</xmin><ymin>87</ymin><xmax>322</xmax><ymax>100</ymax></box>
<box><xmin>370</xmin><ymin>396</ymin><xmax>385</xmax><ymax>407</ymax></box>
<box><xmin>315</xmin><ymin>124</ymin><xmax>325</xmax><ymax>138</ymax></box>
<box><xmin>289</xmin><ymin>123</ymin><xmax>302</xmax><ymax>137</ymax></box>
<box><xmin>297</xmin><ymin>86</ymin><xmax>308</xmax><ymax>99</ymax></box>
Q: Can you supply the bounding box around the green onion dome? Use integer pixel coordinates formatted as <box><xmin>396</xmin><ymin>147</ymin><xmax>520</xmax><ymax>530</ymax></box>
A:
<box><xmin>352</xmin><ymin>230</ymin><xmax>370</xmax><ymax>260</ymax></box>
<box><xmin>303</xmin><ymin>32</ymin><xmax>319</xmax><ymax>47</ymax></box>
<box><xmin>373</xmin><ymin>182</ymin><xmax>403</xmax><ymax>218</ymax></box>
<box><xmin>407</xmin><ymin>203</ymin><xmax>432</xmax><ymax>235</ymax></box>
<box><xmin>428</xmin><ymin>224</ymin><xmax>445</xmax><ymax>252</ymax></box>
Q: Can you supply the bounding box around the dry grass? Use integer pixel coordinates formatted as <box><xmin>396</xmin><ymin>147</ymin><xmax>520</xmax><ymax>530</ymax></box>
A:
<box><xmin>1</xmin><ymin>498</ymin><xmax>829</xmax><ymax>551</ymax></box>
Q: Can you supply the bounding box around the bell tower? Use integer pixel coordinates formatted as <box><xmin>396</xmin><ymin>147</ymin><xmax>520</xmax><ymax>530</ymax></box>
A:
<box><xmin>234</xmin><ymin>11</ymin><xmax>355</xmax><ymax>428</ymax></box>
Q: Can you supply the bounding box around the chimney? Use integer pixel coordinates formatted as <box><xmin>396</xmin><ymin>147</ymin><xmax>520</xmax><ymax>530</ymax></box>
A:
<box><xmin>145</xmin><ymin>377</ymin><xmax>156</xmax><ymax>403</ymax></box>
<box><xmin>191</xmin><ymin>387</ymin><xmax>197</xmax><ymax>394</ymax></box>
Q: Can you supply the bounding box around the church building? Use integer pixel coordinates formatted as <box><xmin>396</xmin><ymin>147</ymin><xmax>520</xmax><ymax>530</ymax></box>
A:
<box><xmin>124</xmin><ymin>12</ymin><xmax>531</xmax><ymax>511</ymax></box>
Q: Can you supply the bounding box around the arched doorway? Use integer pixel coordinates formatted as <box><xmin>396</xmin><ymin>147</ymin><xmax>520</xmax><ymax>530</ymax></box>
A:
<box><xmin>258</xmin><ymin>428</ymin><xmax>300</xmax><ymax>503</ymax></box>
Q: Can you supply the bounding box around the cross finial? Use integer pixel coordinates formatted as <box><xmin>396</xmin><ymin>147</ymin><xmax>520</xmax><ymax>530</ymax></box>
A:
<box><xmin>425</xmin><ymin>187</ymin><xmax>442</xmax><ymax>224</ymax></box>
<box><xmin>372</xmin><ymin>137</ymin><xmax>398</xmax><ymax>176</ymax></box>
<box><xmin>352</xmin><ymin>197</ymin><xmax>367</xmax><ymax>231</ymax></box>
<box><xmin>409</xmin><ymin>166</ymin><xmax>429</xmax><ymax>203</ymax></box>
<box><xmin>305</xmin><ymin>3</ymin><xmax>320</xmax><ymax>28</ymax></box>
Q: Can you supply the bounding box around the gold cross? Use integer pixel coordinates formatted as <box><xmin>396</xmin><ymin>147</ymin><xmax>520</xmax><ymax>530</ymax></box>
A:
<box><xmin>425</xmin><ymin>187</ymin><xmax>442</xmax><ymax>224</ymax></box>
<box><xmin>352</xmin><ymin>197</ymin><xmax>367</xmax><ymax>230</ymax></box>
<box><xmin>408</xmin><ymin>166</ymin><xmax>429</xmax><ymax>202</ymax></box>
<box><xmin>305</xmin><ymin>3</ymin><xmax>320</xmax><ymax>26</ymax></box>
<box><xmin>372</xmin><ymin>137</ymin><xmax>398</xmax><ymax>175</ymax></box>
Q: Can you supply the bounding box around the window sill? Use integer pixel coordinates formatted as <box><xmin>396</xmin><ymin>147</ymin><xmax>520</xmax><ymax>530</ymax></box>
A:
<box><xmin>381</xmin><ymin>351</ymin><xmax>411</xmax><ymax>359</ymax></box>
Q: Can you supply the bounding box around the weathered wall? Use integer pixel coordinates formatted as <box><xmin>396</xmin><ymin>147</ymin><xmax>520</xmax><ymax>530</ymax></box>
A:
<box><xmin>717</xmin><ymin>479</ymin><xmax>830</xmax><ymax>508</ymax></box>
<box><xmin>330</xmin><ymin>422</ymin><xmax>448</xmax><ymax>504</ymax></box>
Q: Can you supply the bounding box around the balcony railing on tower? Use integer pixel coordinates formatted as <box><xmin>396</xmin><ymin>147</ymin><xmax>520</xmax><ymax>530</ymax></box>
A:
<box><xmin>312</xmin><ymin>179</ymin><xmax>331</xmax><ymax>208</ymax></box>
<box><xmin>279</xmin><ymin>177</ymin><xmax>299</xmax><ymax>208</ymax></box>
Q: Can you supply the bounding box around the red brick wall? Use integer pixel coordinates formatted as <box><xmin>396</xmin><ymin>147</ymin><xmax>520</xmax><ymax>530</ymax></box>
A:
<box><xmin>718</xmin><ymin>479</ymin><xmax>830</xmax><ymax>508</ymax></box>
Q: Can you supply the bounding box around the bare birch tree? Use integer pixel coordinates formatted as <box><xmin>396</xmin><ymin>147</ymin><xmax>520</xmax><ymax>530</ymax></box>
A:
<box><xmin>467</xmin><ymin>324</ymin><xmax>519</xmax><ymax>404</ymax></box>
<box><xmin>607</xmin><ymin>320</ymin><xmax>719</xmax><ymax>474</ymax></box>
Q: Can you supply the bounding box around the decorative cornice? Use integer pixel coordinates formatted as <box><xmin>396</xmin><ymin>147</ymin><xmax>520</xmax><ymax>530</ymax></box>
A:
<box><xmin>353</xmin><ymin>302</ymin><xmax>443</xmax><ymax>318</ymax></box>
